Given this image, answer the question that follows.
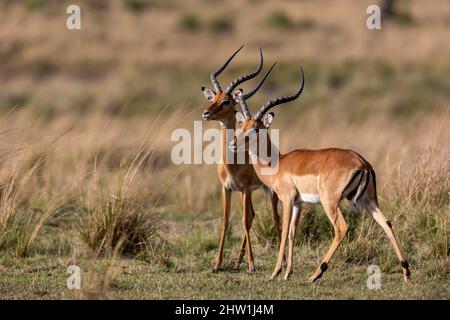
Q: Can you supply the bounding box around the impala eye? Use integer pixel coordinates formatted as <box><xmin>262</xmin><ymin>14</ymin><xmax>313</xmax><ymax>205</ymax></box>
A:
<box><xmin>221</xmin><ymin>100</ymin><xmax>231</xmax><ymax>106</ymax></box>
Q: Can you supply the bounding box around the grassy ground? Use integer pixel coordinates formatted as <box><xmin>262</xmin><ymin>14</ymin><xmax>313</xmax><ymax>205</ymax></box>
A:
<box><xmin>0</xmin><ymin>207</ymin><xmax>448</xmax><ymax>300</ymax></box>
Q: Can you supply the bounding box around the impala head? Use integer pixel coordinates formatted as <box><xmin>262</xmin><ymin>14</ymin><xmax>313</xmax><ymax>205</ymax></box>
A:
<box><xmin>230</xmin><ymin>67</ymin><xmax>305</xmax><ymax>152</ymax></box>
<box><xmin>201</xmin><ymin>45</ymin><xmax>271</xmax><ymax>123</ymax></box>
<box><xmin>230</xmin><ymin>112</ymin><xmax>275</xmax><ymax>153</ymax></box>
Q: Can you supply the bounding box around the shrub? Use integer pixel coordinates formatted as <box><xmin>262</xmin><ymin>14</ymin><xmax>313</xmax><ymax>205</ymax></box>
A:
<box><xmin>122</xmin><ymin>0</ymin><xmax>151</xmax><ymax>12</ymax></box>
<box><xmin>80</xmin><ymin>185</ymin><xmax>160</xmax><ymax>257</ymax></box>
<box><xmin>179</xmin><ymin>13</ymin><xmax>202</xmax><ymax>31</ymax></box>
<box><xmin>266</xmin><ymin>11</ymin><xmax>292</xmax><ymax>30</ymax></box>
<box><xmin>209</xmin><ymin>17</ymin><xmax>233</xmax><ymax>33</ymax></box>
<box><xmin>394</xmin><ymin>11</ymin><xmax>414</xmax><ymax>26</ymax></box>
<box><xmin>25</xmin><ymin>0</ymin><xmax>45</xmax><ymax>11</ymax></box>
<box><xmin>298</xmin><ymin>18</ymin><xmax>316</xmax><ymax>30</ymax></box>
<box><xmin>79</xmin><ymin>136</ymin><xmax>166</xmax><ymax>257</ymax></box>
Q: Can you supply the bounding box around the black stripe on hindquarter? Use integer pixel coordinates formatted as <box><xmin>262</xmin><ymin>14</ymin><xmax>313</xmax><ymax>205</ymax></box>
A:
<box><xmin>353</xmin><ymin>170</ymin><xmax>369</xmax><ymax>203</ymax></box>
<box><xmin>371</xmin><ymin>169</ymin><xmax>377</xmax><ymax>193</ymax></box>
<box><xmin>344</xmin><ymin>170</ymin><xmax>363</xmax><ymax>201</ymax></box>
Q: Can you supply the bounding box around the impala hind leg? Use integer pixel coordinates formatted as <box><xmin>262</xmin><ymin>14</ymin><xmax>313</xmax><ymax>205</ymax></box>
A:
<box><xmin>213</xmin><ymin>187</ymin><xmax>231</xmax><ymax>272</ymax></box>
<box><xmin>237</xmin><ymin>193</ymin><xmax>256</xmax><ymax>266</ymax></box>
<box><xmin>242</xmin><ymin>191</ymin><xmax>255</xmax><ymax>272</ymax></box>
<box><xmin>270</xmin><ymin>200</ymin><xmax>293</xmax><ymax>280</ymax></box>
<box><xmin>309</xmin><ymin>201</ymin><xmax>348</xmax><ymax>282</ymax></box>
<box><xmin>368</xmin><ymin>204</ymin><xmax>411</xmax><ymax>282</ymax></box>
<box><xmin>284</xmin><ymin>203</ymin><xmax>303</xmax><ymax>280</ymax></box>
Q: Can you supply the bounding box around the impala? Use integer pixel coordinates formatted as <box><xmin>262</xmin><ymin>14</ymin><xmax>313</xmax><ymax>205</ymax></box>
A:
<box><xmin>230</xmin><ymin>67</ymin><xmax>411</xmax><ymax>282</ymax></box>
<box><xmin>201</xmin><ymin>46</ymin><xmax>281</xmax><ymax>272</ymax></box>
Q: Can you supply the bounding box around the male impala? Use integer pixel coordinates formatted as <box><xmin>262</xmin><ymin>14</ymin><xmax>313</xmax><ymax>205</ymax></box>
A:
<box><xmin>230</xmin><ymin>68</ymin><xmax>411</xmax><ymax>282</ymax></box>
<box><xmin>201</xmin><ymin>46</ymin><xmax>281</xmax><ymax>272</ymax></box>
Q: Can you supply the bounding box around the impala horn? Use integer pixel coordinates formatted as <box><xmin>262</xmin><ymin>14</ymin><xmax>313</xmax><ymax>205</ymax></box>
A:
<box><xmin>254</xmin><ymin>67</ymin><xmax>305</xmax><ymax>121</ymax></box>
<box><xmin>210</xmin><ymin>45</ymin><xmax>244</xmax><ymax>93</ymax></box>
<box><xmin>237</xmin><ymin>63</ymin><xmax>277</xmax><ymax>119</ymax></box>
<box><xmin>225</xmin><ymin>47</ymin><xmax>264</xmax><ymax>95</ymax></box>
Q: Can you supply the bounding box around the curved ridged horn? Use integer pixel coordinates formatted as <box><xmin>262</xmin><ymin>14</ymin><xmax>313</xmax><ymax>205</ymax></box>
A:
<box><xmin>254</xmin><ymin>67</ymin><xmax>305</xmax><ymax>121</ymax></box>
<box><xmin>225</xmin><ymin>47</ymin><xmax>264</xmax><ymax>95</ymax></box>
<box><xmin>237</xmin><ymin>63</ymin><xmax>277</xmax><ymax>119</ymax></box>
<box><xmin>210</xmin><ymin>45</ymin><xmax>244</xmax><ymax>93</ymax></box>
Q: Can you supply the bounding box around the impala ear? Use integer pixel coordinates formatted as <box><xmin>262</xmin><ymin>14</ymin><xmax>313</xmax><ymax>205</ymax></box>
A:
<box><xmin>235</xmin><ymin>112</ymin><xmax>245</xmax><ymax>124</ymax></box>
<box><xmin>233</xmin><ymin>88</ymin><xmax>243</xmax><ymax>103</ymax></box>
<box><xmin>201</xmin><ymin>87</ymin><xmax>216</xmax><ymax>101</ymax></box>
<box><xmin>262</xmin><ymin>112</ymin><xmax>274</xmax><ymax>128</ymax></box>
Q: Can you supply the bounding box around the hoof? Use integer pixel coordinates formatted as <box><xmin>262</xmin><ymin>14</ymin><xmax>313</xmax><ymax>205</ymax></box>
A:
<box><xmin>212</xmin><ymin>266</ymin><xmax>219</xmax><ymax>273</ymax></box>
<box><xmin>403</xmin><ymin>272</ymin><xmax>411</xmax><ymax>283</ymax></box>
<box><xmin>308</xmin><ymin>273</ymin><xmax>322</xmax><ymax>283</ymax></box>
<box><xmin>269</xmin><ymin>268</ymin><xmax>282</xmax><ymax>281</ymax></box>
<box><xmin>283</xmin><ymin>272</ymin><xmax>291</xmax><ymax>281</ymax></box>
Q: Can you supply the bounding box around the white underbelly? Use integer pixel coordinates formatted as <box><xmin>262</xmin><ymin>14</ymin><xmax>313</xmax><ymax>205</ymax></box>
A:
<box><xmin>223</xmin><ymin>176</ymin><xmax>246</xmax><ymax>191</ymax></box>
<box><xmin>297</xmin><ymin>193</ymin><xmax>321</xmax><ymax>204</ymax></box>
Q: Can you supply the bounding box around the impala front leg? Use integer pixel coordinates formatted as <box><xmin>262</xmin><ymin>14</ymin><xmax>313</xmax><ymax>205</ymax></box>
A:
<box><xmin>270</xmin><ymin>199</ymin><xmax>292</xmax><ymax>280</ymax></box>
<box><xmin>242</xmin><ymin>191</ymin><xmax>255</xmax><ymax>272</ymax></box>
<box><xmin>213</xmin><ymin>186</ymin><xmax>231</xmax><ymax>272</ymax></box>
<box><xmin>237</xmin><ymin>193</ymin><xmax>256</xmax><ymax>266</ymax></box>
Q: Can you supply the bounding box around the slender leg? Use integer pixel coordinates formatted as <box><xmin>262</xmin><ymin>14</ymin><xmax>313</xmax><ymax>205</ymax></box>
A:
<box><xmin>270</xmin><ymin>191</ymin><xmax>281</xmax><ymax>246</ymax></box>
<box><xmin>309</xmin><ymin>201</ymin><xmax>348</xmax><ymax>282</ymax></box>
<box><xmin>284</xmin><ymin>203</ymin><xmax>303</xmax><ymax>280</ymax></box>
<box><xmin>213</xmin><ymin>187</ymin><xmax>231</xmax><ymax>272</ymax></box>
<box><xmin>270</xmin><ymin>191</ymin><xmax>286</xmax><ymax>267</ymax></box>
<box><xmin>237</xmin><ymin>193</ymin><xmax>256</xmax><ymax>265</ymax></box>
<box><xmin>270</xmin><ymin>200</ymin><xmax>293</xmax><ymax>280</ymax></box>
<box><xmin>369</xmin><ymin>206</ymin><xmax>411</xmax><ymax>282</ymax></box>
<box><xmin>242</xmin><ymin>191</ymin><xmax>255</xmax><ymax>272</ymax></box>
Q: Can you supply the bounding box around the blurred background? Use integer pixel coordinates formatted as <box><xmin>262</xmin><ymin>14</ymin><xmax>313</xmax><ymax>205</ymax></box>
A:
<box><xmin>0</xmin><ymin>0</ymin><xmax>448</xmax><ymax>299</ymax></box>
<box><xmin>1</xmin><ymin>0</ymin><xmax>448</xmax><ymax>207</ymax></box>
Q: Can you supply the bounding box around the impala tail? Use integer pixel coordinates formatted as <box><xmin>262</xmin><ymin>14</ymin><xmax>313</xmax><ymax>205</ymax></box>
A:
<box><xmin>345</xmin><ymin>168</ymin><xmax>377</xmax><ymax>210</ymax></box>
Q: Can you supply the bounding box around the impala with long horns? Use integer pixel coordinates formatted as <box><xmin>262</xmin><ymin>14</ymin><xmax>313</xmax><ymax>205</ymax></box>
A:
<box><xmin>201</xmin><ymin>46</ymin><xmax>281</xmax><ymax>272</ymax></box>
<box><xmin>230</xmin><ymin>67</ymin><xmax>411</xmax><ymax>282</ymax></box>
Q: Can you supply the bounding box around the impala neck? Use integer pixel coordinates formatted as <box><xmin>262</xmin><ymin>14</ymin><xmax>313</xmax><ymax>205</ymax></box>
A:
<box><xmin>249</xmin><ymin>134</ymin><xmax>280</xmax><ymax>183</ymax></box>
<box><xmin>219</xmin><ymin>116</ymin><xmax>236</xmax><ymax>166</ymax></box>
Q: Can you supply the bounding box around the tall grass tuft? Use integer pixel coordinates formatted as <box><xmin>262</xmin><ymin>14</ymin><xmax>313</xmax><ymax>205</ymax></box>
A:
<box><xmin>0</xmin><ymin>157</ymin><xmax>62</xmax><ymax>257</ymax></box>
<box><xmin>79</xmin><ymin>105</ymin><xmax>186</xmax><ymax>258</ymax></box>
<box><xmin>79</xmin><ymin>173</ymin><xmax>160</xmax><ymax>257</ymax></box>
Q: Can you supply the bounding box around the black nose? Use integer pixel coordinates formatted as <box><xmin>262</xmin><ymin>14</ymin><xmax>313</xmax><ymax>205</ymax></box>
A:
<box><xmin>202</xmin><ymin>111</ymin><xmax>211</xmax><ymax>120</ymax></box>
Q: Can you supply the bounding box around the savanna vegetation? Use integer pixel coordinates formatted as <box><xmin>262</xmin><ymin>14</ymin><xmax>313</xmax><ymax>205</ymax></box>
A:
<box><xmin>0</xmin><ymin>0</ymin><xmax>448</xmax><ymax>299</ymax></box>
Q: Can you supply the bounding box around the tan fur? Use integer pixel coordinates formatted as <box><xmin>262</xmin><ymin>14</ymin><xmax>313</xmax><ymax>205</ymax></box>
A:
<box><xmin>233</xmin><ymin>118</ymin><xmax>411</xmax><ymax>282</ymax></box>
<box><xmin>202</xmin><ymin>94</ymin><xmax>281</xmax><ymax>272</ymax></box>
